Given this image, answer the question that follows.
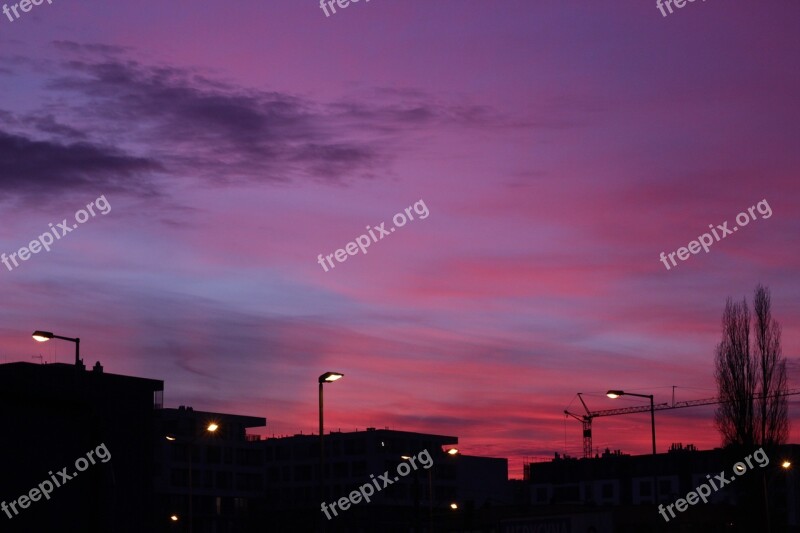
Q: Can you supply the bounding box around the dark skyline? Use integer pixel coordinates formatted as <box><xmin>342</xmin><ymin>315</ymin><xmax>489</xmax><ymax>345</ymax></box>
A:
<box><xmin>1</xmin><ymin>1</ymin><xmax>799</xmax><ymax>481</ymax></box>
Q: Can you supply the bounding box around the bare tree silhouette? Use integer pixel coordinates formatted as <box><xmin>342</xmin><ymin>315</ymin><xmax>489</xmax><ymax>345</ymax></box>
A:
<box><xmin>753</xmin><ymin>284</ymin><xmax>789</xmax><ymax>447</ymax></box>
<box><xmin>714</xmin><ymin>284</ymin><xmax>789</xmax><ymax>448</ymax></box>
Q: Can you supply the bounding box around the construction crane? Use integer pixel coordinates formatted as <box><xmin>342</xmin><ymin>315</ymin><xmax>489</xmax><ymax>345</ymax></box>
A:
<box><xmin>564</xmin><ymin>389</ymin><xmax>800</xmax><ymax>459</ymax></box>
<box><xmin>564</xmin><ymin>393</ymin><xmax>669</xmax><ymax>459</ymax></box>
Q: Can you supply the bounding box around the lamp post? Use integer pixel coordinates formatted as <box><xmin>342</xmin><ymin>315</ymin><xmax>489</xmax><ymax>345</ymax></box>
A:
<box><xmin>318</xmin><ymin>372</ymin><xmax>343</xmax><ymax>501</ymax></box>
<box><xmin>401</xmin><ymin>455</ymin><xmax>423</xmax><ymax>532</ymax></box>
<box><xmin>166</xmin><ymin>422</ymin><xmax>219</xmax><ymax>533</ymax></box>
<box><xmin>608</xmin><ymin>390</ymin><xmax>658</xmax><ymax>506</ymax></box>
<box><xmin>443</xmin><ymin>448</ymin><xmax>459</xmax><ymax>530</ymax></box>
<box><xmin>403</xmin><ymin>448</ymin><xmax>457</xmax><ymax>531</ymax></box>
<box><xmin>606</xmin><ymin>390</ymin><xmax>656</xmax><ymax>455</ymax></box>
<box><xmin>763</xmin><ymin>457</ymin><xmax>792</xmax><ymax>533</ymax></box>
<box><xmin>32</xmin><ymin>330</ymin><xmax>82</xmax><ymax>367</ymax></box>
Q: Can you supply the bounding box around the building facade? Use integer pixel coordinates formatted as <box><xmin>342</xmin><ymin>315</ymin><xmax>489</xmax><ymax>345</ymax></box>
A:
<box><xmin>524</xmin><ymin>443</ymin><xmax>800</xmax><ymax>532</ymax></box>
<box><xmin>1</xmin><ymin>361</ymin><xmax>512</xmax><ymax>532</ymax></box>
<box><xmin>154</xmin><ymin>406</ymin><xmax>267</xmax><ymax>533</ymax></box>
<box><xmin>0</xmin><ymin>360</ymin><xmax>163</xmax><ymax>533</ymax></box>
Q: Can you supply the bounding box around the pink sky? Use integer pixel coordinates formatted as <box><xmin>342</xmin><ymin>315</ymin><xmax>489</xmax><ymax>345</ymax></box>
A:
<box><xmin>1</xmin><ymin>1</ymin><xmax>799</xmax><ymax>477</ymax></box>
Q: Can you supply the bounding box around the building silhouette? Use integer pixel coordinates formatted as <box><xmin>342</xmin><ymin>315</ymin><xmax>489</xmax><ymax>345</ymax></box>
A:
<box><xmin>0</xmin><ymin>360</ymin><xmax>512</xmax><ymax>532</ymax></box>
<box><xmin>0</xmin><ymin>361</ymin><xmax>163</xmax><ymax>533</ymax></box>
<box><xmin>155</xmin><ymin>406</ymin><xmax>266</xmax><ymax>532</ymax></box>
<box><xmin>257</xmin><ymin>428</ymin><xmax>506</xmax><ymax>531</ymax></box>
<box><xmin>523</xmin><ymin>443</ymin><xmax>800</xmax><ymax>532</ymax></box>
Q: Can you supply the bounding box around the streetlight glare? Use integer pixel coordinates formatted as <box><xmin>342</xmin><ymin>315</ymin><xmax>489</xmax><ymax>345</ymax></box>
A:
<box><xmin>782</xmin><ymin>460</ymin><xmax>792</xmax><ymax>469</ymax></box>
<box><xmin>207</xmin><ymin>423</ymin><xmax>219</xmax><ymax>432</ymax></box>
<box><xmin>447</xmin><ymin>448</ymin><xmax>459</xmax><ymax>455</ymax></box>
<box><xmin>32</xmin><ymin>331</ymin><xmax>54</xmax><ymax>342</ymax></box>
<box><xmin>165</xmin><ymin>435</ymin><xmax>177</xmax><ymax>441</ymax></box>
<box><xmin>607</xmin><ymin>390</ymin><xmax>624</xmax><ymax>399</ymax></box>
<box><xmin>170</xmin><ymin>514</ymin><xmax>179</xmax><ymax>522</ymax></box>
<box><xmin>320</xmin><ymin>372</ymin><xmax>344</xmax><ymax>383</ymax></box>
<box><xmin>450</xmin><ymin>503</ymin><xmax>458</xmax><ymax>510</ymax></box>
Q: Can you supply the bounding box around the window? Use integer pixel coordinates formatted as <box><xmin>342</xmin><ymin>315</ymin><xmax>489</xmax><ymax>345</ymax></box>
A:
<box><xmin>352</xmin><ymin>460</ymin><xmax>367</xmax><ymax>476</ymax></box>
<box><xmin>384</xmin><ymin>477</ymin><xmax>406</xmax><ymax>499</ymax></box>
<box><xmin>333</xmin><ymin>462</ymin><xmax>348</xmax><ymax>478</ymax></box>
<box><xmin>294</xmin><ymin>464</ymin><xmax>312</xmax><ymax>482</ymax></box>
<box><xmin>216</xmin><ymin>471</ymin><xmax>231</xmax><ymax>489</ymax></box>
<box><xmin>554</xmin><ymin>485</ymin><xmax>579</xmax><ymax>502</ymax></box>
<box><xmin>171</xmin><ymin>443</ymin><xmax>189</xmax><ymax>462</ymax></box>
<box><xmin>170</xmin><ymin>468</ymin><xmax>188</xmax><ymax>487</ymax></box>
<box><xmin>236</xmin><ymin>473</ymin><xmax>261</xmax><ymax>491</ymax></box>
<box><xmin>207</xmin><ymin>446</ymin><xmax>221</xmax><ymax>464</ymax></box>
<box><xmin>639</xmin><ymin>480</ymin><xmax>652</xmax><ymax>497</ymax></box>
<box><xmin>248</xmin><ymin>448</ymin><xmax>263</xmax><ymax>466</ymax></box>
<box><xmin>601</xmin><ymin>483</ymin><xmax>613</xmax><ymax>498</ymax></box>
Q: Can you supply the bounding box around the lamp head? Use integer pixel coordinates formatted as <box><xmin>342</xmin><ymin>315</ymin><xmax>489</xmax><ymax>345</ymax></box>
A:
<box><xmin>607</xmin><ymin>390</ymin><xmax>624</xmax><ymax>399</ymax></box>
<box><xmin>319</xmin><ymin>372</ymin><xmax>344</xmax><ymax>383</ymax></box>
<box><xmin>32</xmin><ymin>331</ymin><xmax>54</xmax><ymax>342</ymax></box>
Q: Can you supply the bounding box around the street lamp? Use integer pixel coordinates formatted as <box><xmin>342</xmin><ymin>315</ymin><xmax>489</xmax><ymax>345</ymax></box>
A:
<box><xmin>32</xmin><ymin>330</ymin><xmax>82</xmax><ymax>367</ymax></box>
<box><xmin>763</xmin><ymin>458</ymin><xmax>793</xmax><ymax>532</ymax></box>
<box><xmin>165</xmin><ymin>422</ymin><xmax>219</xmax><ymax>533</ymax></box>
<box><xmin>401</xmin><ymin>455</ymin><xmax>425</xmax><ymax>532</ymax></box>
<box><xmin>403</xmin><ymin>448</ymin><xmax>458</xmax><ymax>531</ymax></box>
<box><xmin>319</xmin><ymin>372</ymin><xmax>344</xmax><ymax>500</ymax></box>
<box><xmin>606</xmin><ymin>390</ymin><xmax>656</xmax><ymax>455</ymax></box>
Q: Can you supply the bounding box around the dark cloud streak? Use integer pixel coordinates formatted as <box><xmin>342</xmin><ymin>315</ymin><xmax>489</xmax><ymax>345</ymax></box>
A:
<box><xmin>47</xmin><ymin>58</ymin><xmax>386</xmax><ymax>185</ymax></box>
<box><xmin>1</xmin><ymin>44</ymin><xmax>518</xmax><ymax>200</ymax></box>
<box><xmin>0</xmin><ymin>129</ymin><xmax>162</xmax><ymax>200</ymax></box>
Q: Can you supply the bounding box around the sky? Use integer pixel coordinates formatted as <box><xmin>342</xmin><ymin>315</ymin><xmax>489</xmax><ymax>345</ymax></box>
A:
<box><xmin>1</xmin><ymin>0</ymin><xmax>799</xmax><ymax>478</ymax></box>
